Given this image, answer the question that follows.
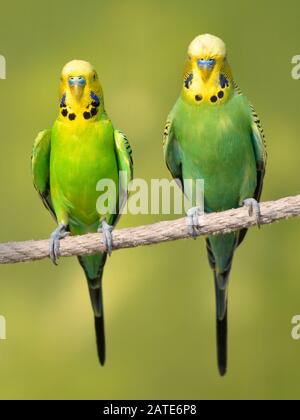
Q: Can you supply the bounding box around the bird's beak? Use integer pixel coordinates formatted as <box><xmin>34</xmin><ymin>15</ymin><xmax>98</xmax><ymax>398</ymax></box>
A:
<box><xmin>199</xmin><ymin>66</ymin><xmax>213</xmax><ymax>82</ymax></box>
<box><xmin>68</xmin><ymin>76</ymin><xmax>86</xmax><ymax>101</ymax></box>
<box><xmin>72</xmin><ymin>84</ymin><xmax>84</xmax><ymax>101</ymax></box>
<box><xmin>197</xmin><ymin>59</ymin><xmax>215</xmax><ymax>82</ymax></box>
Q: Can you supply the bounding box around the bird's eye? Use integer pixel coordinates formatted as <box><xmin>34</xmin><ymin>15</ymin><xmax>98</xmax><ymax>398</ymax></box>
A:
<box><xmin>93</xmin><ymin>74</ymin><xmax>97</xmax><ymax>81</ymax></box>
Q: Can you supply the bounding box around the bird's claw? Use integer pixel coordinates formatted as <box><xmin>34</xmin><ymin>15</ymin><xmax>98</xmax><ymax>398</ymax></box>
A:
<box><xmin>243</xmin><ymin>198</ymin><xmax>261</xmax><ymax>227</ymax></box>
<box><xmin>98</xmin><ymin>220</ymin><xmax>114</xmax><ymax>256</ymax></box>
<box><xmin>186</xmin><ymin>206</ymin><xmax>204</xmax><ymax>239</ymax></box>
<box><xmin>49</xmin><ymin>223</ymin><xmax>69</xmax><ymax>265</ymax></box>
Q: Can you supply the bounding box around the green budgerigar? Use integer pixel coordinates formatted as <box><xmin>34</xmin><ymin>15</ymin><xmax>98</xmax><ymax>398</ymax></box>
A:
<box><xmin>32</xmin><ymin>60</ymin><xmax>133</xmax><ymax>365</ymax></box>
<box><xmin>164</xmin><ymin>34</ymin><xmax>267</xmax><ymax>376</ymax></box>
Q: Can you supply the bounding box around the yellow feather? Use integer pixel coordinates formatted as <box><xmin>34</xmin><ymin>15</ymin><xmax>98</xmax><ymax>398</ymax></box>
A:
<box><xmin>182</xmin><ymin>34</ymin><xmax>234</xmax><ymax>106</ymax></box>
<box><xmin>58</xmin><ymin>60</ymin><xmax>104</xmax><ymax>126</ymax></box>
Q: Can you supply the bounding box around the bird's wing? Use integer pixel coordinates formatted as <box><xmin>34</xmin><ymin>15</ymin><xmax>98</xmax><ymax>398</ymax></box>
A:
<box><xmin>249</xmin><ymin>105</ymin><xmax>267</xmax><ymax>202</ymax></box>
<box><xmin>113</xmin><ymin>130</ymin><xmax>134</xmax><ymax>225</ymax></box>
<box><xmin>238</xmin><ymin>104</ymin><xmax>267</xmax><ymax>246</ymax></box>
<box><xmin>163</xmin><ymin>115</ymin><xmax>183</xmax><ymax>184</ymax></box>
<box><xmin>233</xmin><ymin>84</ymin><xmax>267</xmax><ymax>201</ymax></box>
<box><xmin>31</xmin><ymin>129</ymin><xmax>56</xmax><ymax>220</ymax></box>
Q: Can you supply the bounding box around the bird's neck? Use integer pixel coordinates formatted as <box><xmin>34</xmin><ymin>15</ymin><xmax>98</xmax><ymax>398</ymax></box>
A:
<box><xmin>58</xmin><ymin>89</ymin><xmax>104</xmax><ymax>124</ymax></box>
<box><xmin>181</xmin><ymin>62</ymin><xmax>234</xmax><ymax>106</ymax></box>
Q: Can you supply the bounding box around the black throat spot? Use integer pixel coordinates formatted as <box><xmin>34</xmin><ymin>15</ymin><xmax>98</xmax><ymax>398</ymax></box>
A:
<box><xmin>91</xmin><ymin>107</ymin><xmax>98</xmax><ymax>116</ymax></box>
<box><xmin>83</xmin><ymin>111</ymin><xmax>91</xmax><ymax>120</ymax></box>
<box><xmin>68</xmin><ymin>113</ymin><xmax>76</xmax><ymax>121</ymax></box>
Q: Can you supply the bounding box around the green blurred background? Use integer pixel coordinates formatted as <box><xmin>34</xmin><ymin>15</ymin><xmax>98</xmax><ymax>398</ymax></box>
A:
<box><xmin>0</xmin><ymin>0</ymin><xmax>299</xmax><ymax>400</ymax></box>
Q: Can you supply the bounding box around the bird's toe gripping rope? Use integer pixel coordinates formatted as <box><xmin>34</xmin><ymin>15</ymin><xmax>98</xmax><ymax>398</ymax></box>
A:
<box><xmin>49</xmin><ymin>223</ymin><xmax>69</xmax><ymax>265</ymax></box>
<box><xmin>243</xmin><ymin>198</ymin><xmax>262</xmax><ymax>227</ymax></box>
<box><xmin>186</xmin><ymin>206</ymin><xmax>203</xmax><ymax>239</ymax></box>
<box><xmin>98</xmin><ymin>220</ymin><xmax>114</xmax><ymax>256</ymax></box>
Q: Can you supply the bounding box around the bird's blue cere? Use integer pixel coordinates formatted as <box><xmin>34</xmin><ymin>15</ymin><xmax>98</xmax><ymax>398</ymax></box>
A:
<box><xmin>90</xmin><ymin>91</ymin><xmax>100</xmax><ymax>107</ymax></box>
<box><xmin>68</xmin><ymin>76</ymin><xmax>86</xmax><ymax>87</ymax></box>
<box><xmin>197</xmin><ymin>59</ymin><xmax>216</xmax><ymax>69</ymax></box>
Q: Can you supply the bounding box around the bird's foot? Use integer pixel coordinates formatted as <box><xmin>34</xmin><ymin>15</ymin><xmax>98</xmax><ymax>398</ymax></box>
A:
<box><xmin>98</xmin><ymin>220</ymin><xmax>114</xmax><ymax>256</ymax></box>
<box><xmin>186</xmin><ymin>206</ymin><xmax>204</xmax><ymax>239</ymax></box>
<box><xmin>243</xmin><ymin>198</ymin><xmax>261</xmax><ymax>227</ymax></box>
<box><xmin>49</xmin><ymin>223</ymin><xmax>69</xmax><ymax>265</ymax></box>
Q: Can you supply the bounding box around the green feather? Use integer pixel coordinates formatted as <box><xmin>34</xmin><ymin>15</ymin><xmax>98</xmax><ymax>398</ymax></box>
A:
<box><xmin>32</xmin><ymin>112</ymin><xmax>133</xmax><ymax>367</ymax></box>
<box><xmin>165</xmin><ymin>73</ymin><xmax>266</xmax><ymax>376</ymax></box>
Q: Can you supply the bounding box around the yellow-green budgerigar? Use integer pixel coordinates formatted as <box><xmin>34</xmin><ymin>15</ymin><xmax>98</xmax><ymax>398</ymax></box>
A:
<box><xmin>32</xmin><ymin>60</ymin><xmax>133</xmax><ymax>365</ymax></box>
<box><xmin>164</xmin><ymin>35</ymin><xmax>267</xmax><ymax>376</ymax></box>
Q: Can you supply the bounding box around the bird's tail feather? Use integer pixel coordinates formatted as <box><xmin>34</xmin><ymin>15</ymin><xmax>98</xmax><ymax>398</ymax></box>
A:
<box><xmin>214</xmin><ymin>272</ymin><xmax>229</xmax><ymax>321</ymax></box>
<box><xmin>89</xmin><ymin>286</ymin><xmax>106</xmax><ymax>366</ymax></box>
<box><xmin>207</xmin><ymin>239</ymin><xmax>233</xmax><ymax>377</ymax></box>
<box><xmin>78</xmin><ymin>254</ymin><xmax>107</xmax><ymax>366</ymax></box>
<box><xmin>216</xmin><ymin>306</ymin><xmax>228</xmax><ymax>377</ymax></box>
<box><xmin>214</xmin><ymin>274</ymin><xmax>228</xmax><ymax>377</ymax></box>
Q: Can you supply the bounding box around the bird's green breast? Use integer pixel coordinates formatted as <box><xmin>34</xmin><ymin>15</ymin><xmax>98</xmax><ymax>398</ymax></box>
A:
<box><xmin>173</xmin><ymin>94</ymin><xmax>257</xmax><ymax>211</ymax></box>
<box><xmin>50</xmin><ymin>118</ymin><xmax>119</xmax><ymax>229</ymax></box>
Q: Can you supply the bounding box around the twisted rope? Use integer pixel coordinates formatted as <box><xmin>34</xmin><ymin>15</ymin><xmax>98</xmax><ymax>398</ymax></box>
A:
<box><xmin>0</xmin><ymin>195</ymin><xmax>299</xmax><ymax>264</ymax></box>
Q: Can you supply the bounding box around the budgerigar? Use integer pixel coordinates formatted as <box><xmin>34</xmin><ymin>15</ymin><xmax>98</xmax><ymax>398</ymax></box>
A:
<box><xmin>32</xmin><ymin>60</ymin><xmax>133</xmax><ymax>365</ymax></box>
<box><xmin>164</xmin><ymin>35</ymin><xmax>267</xmax><ymax>376</ymax></box>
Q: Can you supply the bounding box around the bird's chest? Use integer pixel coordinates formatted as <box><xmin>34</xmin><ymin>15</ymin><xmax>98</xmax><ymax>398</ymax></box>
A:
<box><xmin>174</xmin><ymin>101</ymin><xmax>257</xmax><ymax>209</ymax></box>
<box><xmin>50</xmin><ymin>122</ymin><xmax>118</xmax><ymax>214</ymax></box>
<box><xmin>177</xmin><ymin>107</ymin><xmax>250</xmax><ymax>163</ymax></box>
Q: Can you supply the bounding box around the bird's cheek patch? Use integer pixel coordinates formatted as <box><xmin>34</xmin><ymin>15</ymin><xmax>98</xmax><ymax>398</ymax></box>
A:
<box><xmin>90</xmin><ymin>91</ymin><xmax>100</xmax><ymax>107</ymax></box>
<box><xmin>60</xmin><ymin>93</ymin><xmax>66</xmax><ymax>108</ymax></box>
<box><xmin>220</xmin><ymin>74</ymin><xmax>229</xmax><ymax>89</ymax></box>
<box><xmin>184</xmin><ymin>73</ymin><xmax>193</xmax><ymax>89</ymax></box>
<box><xmin>86</xmin><ymin>91</ymin><xmax>100</xmax><ymax>118</ymax></box>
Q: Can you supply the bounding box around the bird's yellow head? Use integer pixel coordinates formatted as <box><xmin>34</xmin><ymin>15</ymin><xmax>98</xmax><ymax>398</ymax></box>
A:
<box><xmin>59</xmin><ymin>60</ymin><xmax>104</xmax><ymax>123</ymax></box>
<box><xmin>182</xmin><ymin>34</ymin><xmax>234</xmax><ymax>106</ymax></box>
